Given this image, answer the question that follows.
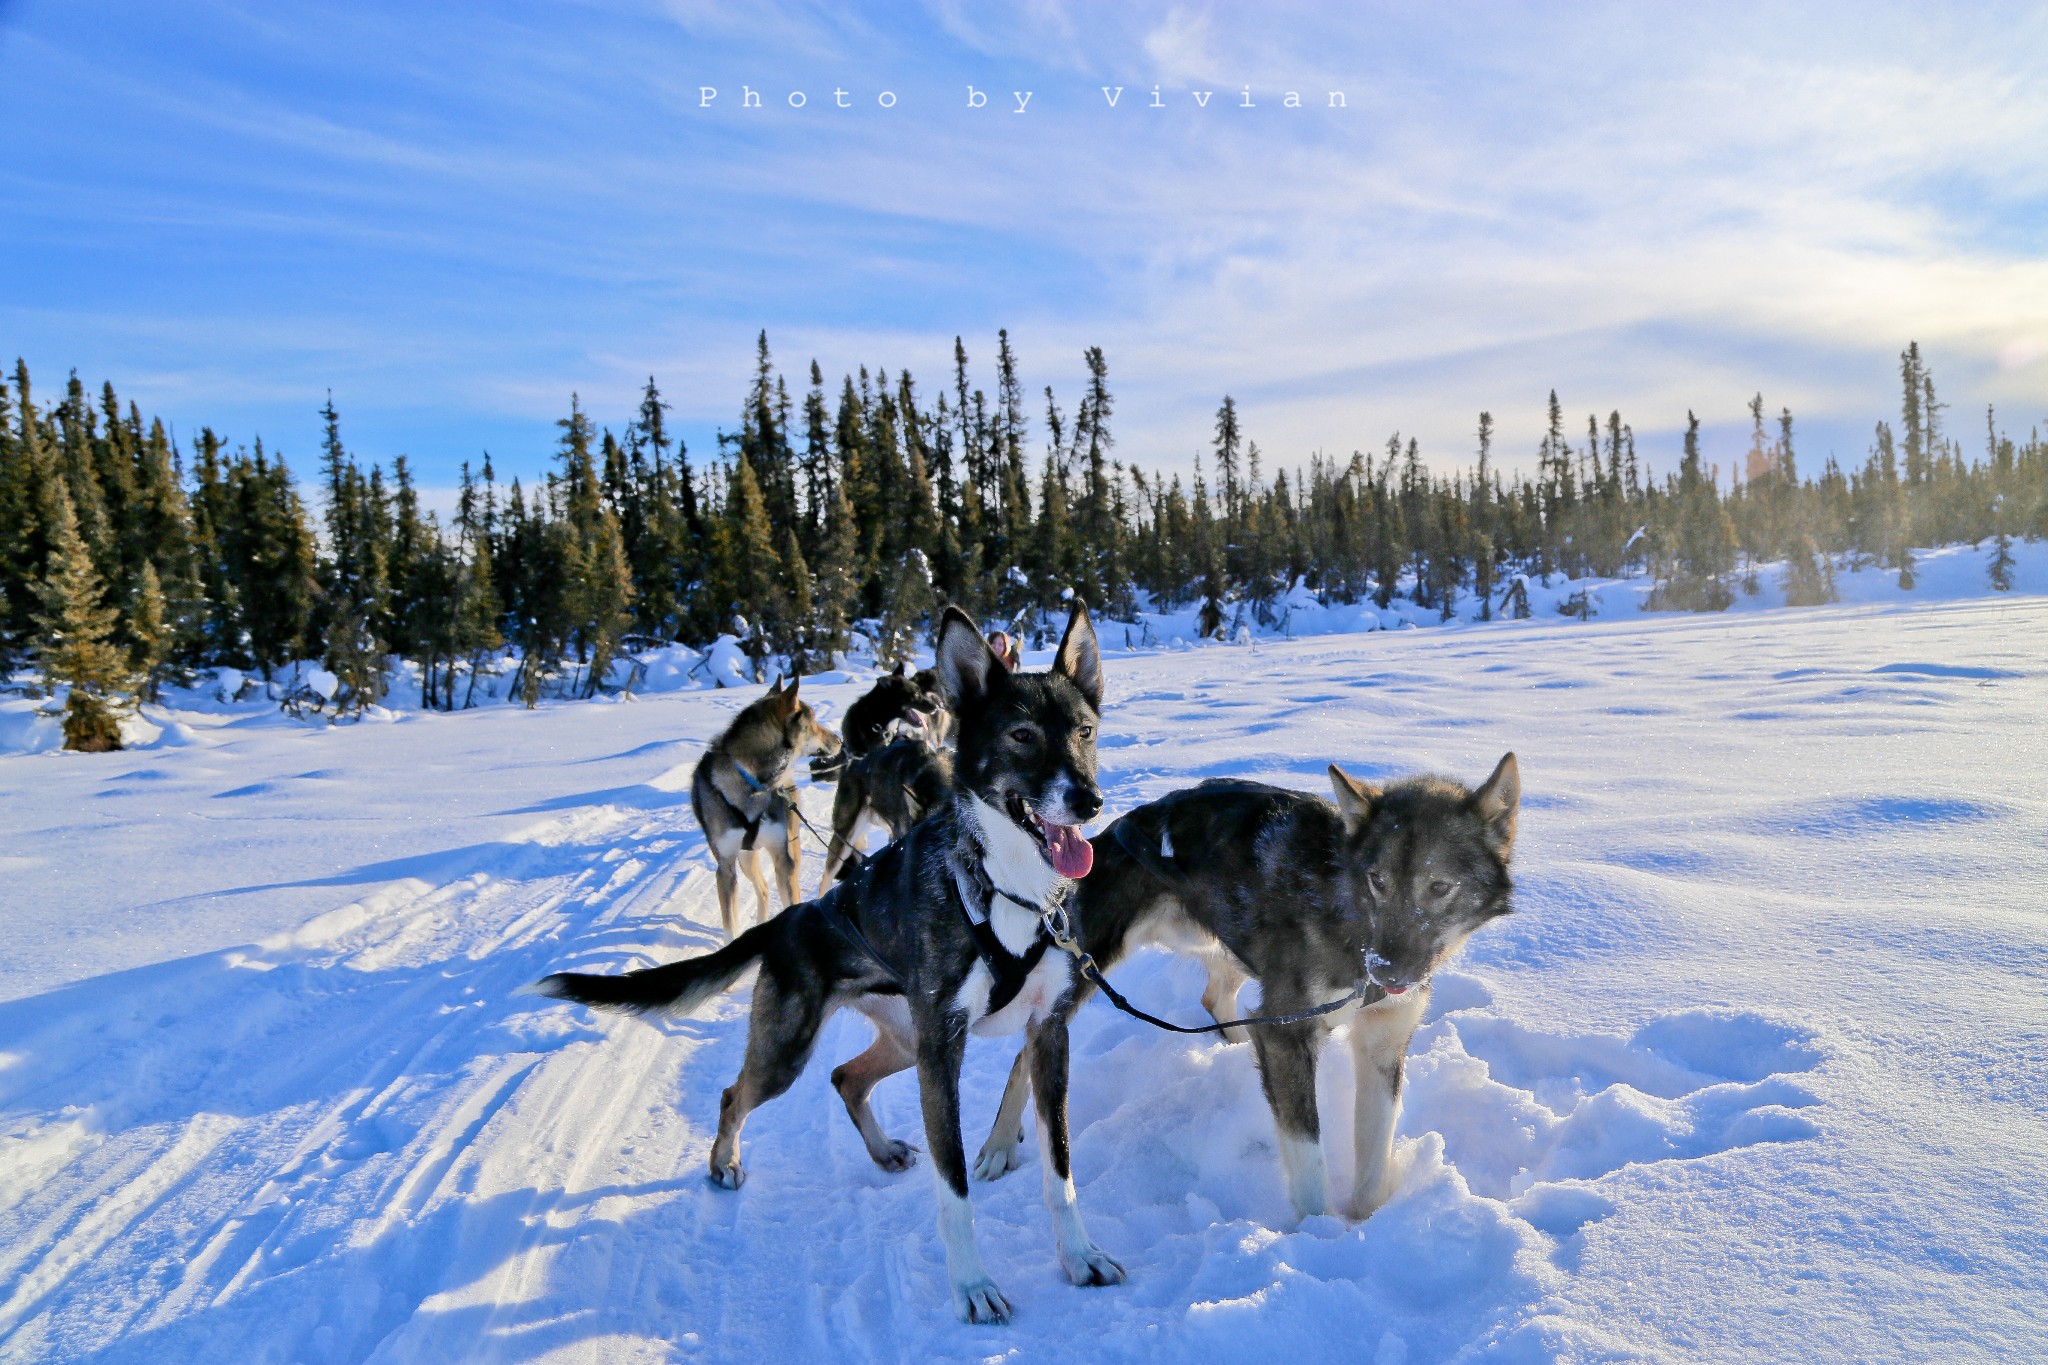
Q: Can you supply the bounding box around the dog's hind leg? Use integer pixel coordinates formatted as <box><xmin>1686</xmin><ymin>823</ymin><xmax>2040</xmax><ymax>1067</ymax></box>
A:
<box><xmin>1252</xmin><ymin>1019</ymin><xmax>1329</xmax><ymax>1219</ymax></box>
<box><xmin>1200</xmin><ymin>952</ymin><xmax>1251</xmax><ymax>1045</ymax></box>
<box><xmin>709</xmin><ymin>972</ymin><xmax>833</xmax><ymax>1190</ymax></box>
<box><xmin>833</xmin><ymin>996</ymin><xmax>919</xmax><ymax>1171</ymax></box>
<box><xmin>916</xmin><ymin>1023</ymin><xmax>1011</xmax><ymax>1324</ymax></box>
<box><xmin>820</xmin><ymin>806</ymin><xmax>868</xmax><ymax>893</ymax></box>
<box><xmin>710</xmin><ymin>828</ymin><xmax>745</xmax><ymax>939</ymax></box>
<box><xmin>1344</xmin><ymin>988</ymin><xmax>1429</xmax><ymax>1219</ymax></box>
<box><xmin>1029</xmin><ymin>1018</ymin><xmax>1125</xmax><ymax>1287</ymax></box>
<box><xmin>714</xmin><ymin>863</ymin><xmax>741</xmax><ymax>939</ymax></box>
<box><xmin>972</xmin><ymin>1047</ymin><xmax>1034</xmax><ymax>1181</ymax></box>
<box><xmin>740</xmin><ymin>848</ymin><xmax>776</xmax><ymax>926</ymax></box>
<box><xmin>769</xmin><ymin>811</ymin><xmax>801</xmax><ymax>910</ymax></box>
<box><xmin>818</xmin><ymin>770</ymin><xmax>866</xmax><ymax>892</ymax></box>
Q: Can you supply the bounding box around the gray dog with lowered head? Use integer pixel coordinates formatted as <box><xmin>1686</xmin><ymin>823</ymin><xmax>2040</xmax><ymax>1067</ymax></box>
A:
<box><xmin>974</xmin><ymin>754</ymin><xmax>1520</xmax><ymax>1222</ymax></box>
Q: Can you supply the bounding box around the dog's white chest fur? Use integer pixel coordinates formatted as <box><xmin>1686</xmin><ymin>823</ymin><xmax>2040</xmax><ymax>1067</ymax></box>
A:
<box><xmin>956</xmin><ymin>952</ymin><xmax>1071</xmax><ymax>1036</ymax></box>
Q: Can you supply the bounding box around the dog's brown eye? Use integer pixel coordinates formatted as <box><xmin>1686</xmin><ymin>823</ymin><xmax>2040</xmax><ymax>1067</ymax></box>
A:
<box><xmin>1366</xmin><ymin>870</ymin><xmax>1388</xmax><ymax>896</ymax></box>
<box><xmin>1429</xmin><ymin>879</ymin><xmax>1455</xmax><ymax>899</ymax></box>
<box><xmin>1010</xmin><ymin>727</ymin><xmax>1037</xmax><ymax>745</ymax></box>
<box><xmin>1077</xmin><ymin>725</ymin><xmax>1094</xmax><ymax>740</ymax></box>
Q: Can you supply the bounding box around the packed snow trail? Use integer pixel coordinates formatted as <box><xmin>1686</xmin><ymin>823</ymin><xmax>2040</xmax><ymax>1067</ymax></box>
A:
<box><xmin>3</xmin><ymin>597</ymin><xmax>2046</xmax><ymax>1361</ymax></box>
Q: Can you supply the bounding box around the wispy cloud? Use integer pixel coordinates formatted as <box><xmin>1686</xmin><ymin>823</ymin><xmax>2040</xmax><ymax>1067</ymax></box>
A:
<box><xmin>2</xmin><ymin>0</ymin><xmax>2043</xmax><ymax>486</ymax></box>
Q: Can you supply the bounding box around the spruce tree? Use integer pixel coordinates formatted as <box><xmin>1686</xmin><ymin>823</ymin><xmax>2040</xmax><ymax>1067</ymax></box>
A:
<box><xmin>780</xmin><ymin>531</ymin><xmax>816</xmax><ymax>675</ymax></box>
<box><xmin>238</xmin><ymin>441</ymin><xmax>320</xmax><ymax>680</ymax></box>
<box><xmin>133</xmin><ymin>416</ymin><xmax>206</xmax><ymax>667</ymax></box>
<box><xmin>1471</xmin><ymin>413</ymin><xmax>1497</xmax><ymax>619</ymax></box>
<box><xmin>1371</xmin><ymin>462</ymin><xmax>1406</xmax><ymax>610</ymax></box>
<box><xmin>35</xmin><ymin>487</ymin><xmax>131</xmax><ymax>750</ymax></box>
<box><xmin>131</xmin><ymin>561</ymin><xmax>171</xmax><ymax>701</ymax></box>
<box><xmin>1782</xmin><ymin>535</ymin><xmax>1836</xmax><ymax>607</ymax></box>
<box><xmin>723</xmin><ymin>455</ymin><xmax>781</xmax><ymax>677</ymax></box>
<box><xmin>54</xmin><ymin>372</ymin><xmax>114</xmax><ymax>566</ymax></box>
<box><xmin>878</xmin><ymin>548</ymin><xmax>936</xmax><ymax>667</ymax></box>
<box><xmin>1650</xmin><ymin>412</ymin><xmax>1736</xmax><ymax>611</ymax></box>
<box><xmin>1988</xmin><ymin>532</ymin><xmax>2015</xmax><ymax>591</ymax></box>
<box><xmin>802</xmin><ymin>361</ymin><xmax>833</xmax><ymax>546</ymax></box>
<box><xmin>0</xmin><ymin>363</ymin><xmax>54</xmax><ymax>666</ymax></box>
<box><xmin>995</xmin><ymin>330</ymin><xmax>1032</xmax><ymax>590</ymax></box>
<box><xmin>812</xmin><ymin>479</ymin><xmax>859</xmax><ymax>663</ymax></box>
<box><xmin>1213</xmin><ymin>396</ymin><xmax>1243</xmax><ymax>532</ymax></box>
<box><xmin>579</xmin><ymin>514</ymin><xmax>636</xmax><ymax>696</ymax></box>
<box><xmin>315</xmin><ymin>399</ymin><xmax>387</xmax><ymax>708</ymax></box>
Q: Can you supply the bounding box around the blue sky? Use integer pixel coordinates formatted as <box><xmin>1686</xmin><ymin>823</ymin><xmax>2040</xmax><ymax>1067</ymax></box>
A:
<box><xmin>3</xmin><ymin>1</ymin><xmax>2045</xmax><ymax>508</ymax></box>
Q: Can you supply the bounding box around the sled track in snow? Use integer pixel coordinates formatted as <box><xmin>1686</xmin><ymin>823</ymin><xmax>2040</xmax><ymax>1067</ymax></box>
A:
<box><xmin>0</xmin><ymin>788</ymin><xmax>761</xmax><ymax>1362</ymax></box>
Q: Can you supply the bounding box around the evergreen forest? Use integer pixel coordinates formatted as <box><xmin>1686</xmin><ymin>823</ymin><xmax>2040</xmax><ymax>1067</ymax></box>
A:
<box><xmin>3</xmin><ymin>335</ymin><xmax>2041</xmax><ymax>749</ymax></box>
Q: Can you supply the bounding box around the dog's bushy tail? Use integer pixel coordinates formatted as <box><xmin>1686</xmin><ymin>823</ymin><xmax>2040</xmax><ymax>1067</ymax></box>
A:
<box><xmin>535</xmin><ymin>920</ymin><xmax>771</xmax><ymax>1015</ymax></box>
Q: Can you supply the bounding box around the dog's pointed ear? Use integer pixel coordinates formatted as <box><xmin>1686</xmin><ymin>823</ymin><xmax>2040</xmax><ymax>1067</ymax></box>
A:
<box><xmin>935</xmin><ymin>606</ymin><xmax>1001</xmax><ymax>711</ymax></box>
<box><xmin>1328</xmin><ymin>764</ymin><xmax>1380</xmax><ymax>822</ymax></box>
<box><xmin>1053</xmin><ymin>599</ymin><xmax>1102</xmax><ymax>711</ymax></box>
<box><xmin>1469</xmin><ymin>752</ymin><xmax>1520</xmax><ymax>856</ymax></box>
<box><xmin>891</xmin><ymin>660</ymin><xmax>905</xmax><ymax>678</ymax></box>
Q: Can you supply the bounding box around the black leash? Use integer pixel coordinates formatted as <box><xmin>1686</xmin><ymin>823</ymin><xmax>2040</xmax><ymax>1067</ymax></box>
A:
<box><xmin>991</xmin><ymin>886</ymin><xmax>1374</xmax><ymax>1036</ymax></box>
<box><xmin>789</xmin><ymin>799</ymin><xmax>842</xmax><ymax>857</ymax></box>
<box><xmin>784</xmin><ymin>786</ymin><xmax>1376</xmax><ymax>1034</ymax></box>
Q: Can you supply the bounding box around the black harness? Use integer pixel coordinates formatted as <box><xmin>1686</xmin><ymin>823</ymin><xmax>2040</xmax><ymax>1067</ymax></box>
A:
<box><xmin>957</xmin><ymin>884</ymin><xmax>1054</xmax><ymax>1018</ymax></box>
<box><xmin>809</xmin><ymin>863</ymin><xmax>907</xmax><ymax>996</ymax></box>
<box><xmin>803</xmin><ymin>839</ymin><xmax>1052</xmax><ymax>1016</ymax></box>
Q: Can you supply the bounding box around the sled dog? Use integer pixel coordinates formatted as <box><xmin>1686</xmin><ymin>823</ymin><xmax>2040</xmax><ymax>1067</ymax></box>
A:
<box><xmin>835</xmin><ymin>660</ymin><xmax>946</xmax><ymax>757</ymax></box>
<box><xmin>973</xmin><ymin>756</ymin><xmax>1520</xmax><ymax>1222</ymax></box>
<box><xmin>819</xmin><ymin>735</ymin><xmax>954</xmax><ymax>892</ymax></box>
<box><xmin>819</xmin><ymin>665</ymin><xmax>954</xmax><ymax>890</ymax></box>
<box><xmin>540</xmin><ymin>604</ymin><xmax>1122</xmax><ymax>1324</ymax></box>
<box><xmin>688</xmin><ymin>675</ymin><xmax>842</xmax><ymax>938</ymax></box>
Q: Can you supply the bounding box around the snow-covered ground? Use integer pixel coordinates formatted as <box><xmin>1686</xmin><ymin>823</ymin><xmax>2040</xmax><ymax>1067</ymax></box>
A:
<box><xmin>3</xmin><ymin>593</ymin><xmax>2045</xmax><ymax>1362</ymax></box>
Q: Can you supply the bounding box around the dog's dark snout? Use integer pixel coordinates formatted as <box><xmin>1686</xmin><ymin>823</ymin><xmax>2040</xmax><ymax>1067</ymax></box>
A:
<box><xmin>1070</xmin><ymin>787</ymin><xmax>1103</xmax><ymax>821</ymax></box>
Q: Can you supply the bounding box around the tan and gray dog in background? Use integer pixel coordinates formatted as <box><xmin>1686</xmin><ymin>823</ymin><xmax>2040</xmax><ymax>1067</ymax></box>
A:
<box><xmin>689</xmin><ymin>676</ymin><xmax>842</xmax><ymax>937</ymax></box>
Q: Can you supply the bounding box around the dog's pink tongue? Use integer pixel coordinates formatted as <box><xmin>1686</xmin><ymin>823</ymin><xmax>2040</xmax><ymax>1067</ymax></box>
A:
<box><xmin>1042</xmin><ymin>822</ymin><xmax>1094</xmax><ymax>878</ymax></box>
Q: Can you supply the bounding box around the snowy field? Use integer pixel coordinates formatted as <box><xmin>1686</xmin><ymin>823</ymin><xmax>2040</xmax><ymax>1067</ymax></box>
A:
<box><xmin>3</xmin><ymin>593</ymin><xmax>2046</xmax><ymax>1362</ymax></box>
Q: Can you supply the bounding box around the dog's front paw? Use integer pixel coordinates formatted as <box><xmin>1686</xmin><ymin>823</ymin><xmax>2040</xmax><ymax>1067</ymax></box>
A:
<box><xmin>972</xmin><ymin>1138</ymin><xmax>1028</xmax><ymax>1182</ymax></box>
<box><xmin>1344</xmin><ymin>1192</ymin><xmax>1389</xmax><ymax>1221</ymax></box>
<box><xmin>1345</xmin><ymin>1152</ymin><xmax>1409</xmax><ymax>1219</ymax></box>
<box><xmin>873</xmin><ymin>1139</ymin><xmax>918</xmax><ymax>1172</ymax></box>
<box><xmin>1344</xmin><ymin>1175</ymin><xmax>1398</xmax><ymax>1221</ymax></box>
<box><xmin>952</xmin><ymin>1276</ymin><xmax>1013</xmax><ymax>1324</ymax></box>
<box><xmin>708</xmin><ymin>1158</ymin><xmax>746</xmax><ymax>1190</ymax></box>
<box><xmin>1059</xmin><ymin>1243</ymin><xmax>1127</xmax><ymax>1287</ymax></box>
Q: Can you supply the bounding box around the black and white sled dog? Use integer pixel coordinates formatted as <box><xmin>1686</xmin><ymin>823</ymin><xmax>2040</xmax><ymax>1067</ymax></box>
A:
<box><xmin>689</xmin><ymin>676</ymin><xmax>843</xmax><ymax>939</ymax></box>
<box><xmin>972</xmin><ymin>756</ymin><xmax>1520</xmax><ymax>1223</ymax></box>
<box><xmin>539</xmin><ymin>604</ymin><xmax>1120</xmax><ymax>1323</ymax></box>
<box><xmin>820</xmin><ymin>664</ymin><xmax>954</xmax><ymax>891</ymax></box>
